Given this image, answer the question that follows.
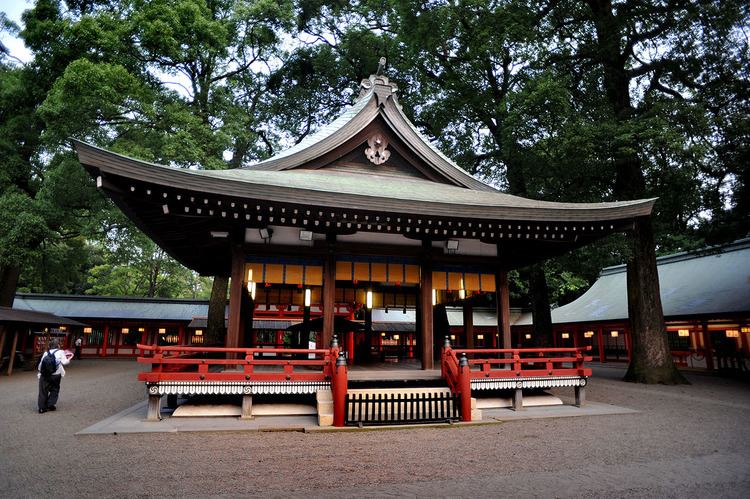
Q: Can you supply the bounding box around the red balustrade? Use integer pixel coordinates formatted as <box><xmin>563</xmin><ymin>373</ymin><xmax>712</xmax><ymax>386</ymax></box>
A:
<box><xmin>441</xmin><ymin>345</ymin><xmax>593</xmax><ymax>422</ymax></box>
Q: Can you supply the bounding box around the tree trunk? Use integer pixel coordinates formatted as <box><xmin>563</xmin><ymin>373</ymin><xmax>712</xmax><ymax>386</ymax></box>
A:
<box><xmin>623</xmin><ymin>218</ymin><xmax>687</xmax><ymax>383</ymax></box>
<box><xmin>207</xmin><ymin>276</ymin><xmax>228</xmax><ymax>345</ymax></box>
<box><xmin>528</xmin><ymin>264</ymin><xmax>552</xmax><ymax>347</ymax></box>
<box><xmin>586</xmin><ymin>0</ymin><xmax>686</xmax><ymax>384</ymax></box>
<box><xmin>0</xmin><ymin>265</ymin><xmax>21</xmax><ymax>308</ymax></box>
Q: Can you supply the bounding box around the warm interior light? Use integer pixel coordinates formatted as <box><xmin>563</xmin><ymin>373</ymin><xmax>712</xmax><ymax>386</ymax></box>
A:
<box><xmin>741</xmin><ymin>326</ymin><xmax>750</xmax><ymax>333</ymax></box>
<box><xmin>195</xmin><ymin>329</ymin><xmax>203</xmax><ymax>336</ymax></box>
<box><xmin>450</xmin><ymin>334</ymin><xmax>456</xmax><ymax>340</ymax></box>
<box><xmin>393</xmin><ymin>334</ymin><xmax>400</xmax><ymax>340</ymax></box>
<box><xmin>525</xmin><ymin>333</ymin><xmax>532</xmax><ymax>339</ymax></box>
<box><xmin>247</xmin><ymin>281</ymin><xmax>256</xmax><ymax>299</ymax></box>
<box><xmin>304</xmin><ymin>288</ymin><xmax>312</xmax><ymax>307</ymax></box>
<box><xmin>584</xmin><ymin>331</ymin><xmax>594</xmax><ymax>338</ymax></box>
<box><xmin>366</xmin><ymin>290</ymin><xmax>373</xmax><ymax>309</ymax></box>
<box><xmin>432</xmin><ymin>289</ymin><xmax>437</xmax><ymax>306</ymax></box>
<box><xmin>562</xmin><ymin>333</ymin><xmax>570</xmax><ymax>339</ymax></box>
<box><xmin>121</xmin><ymin>328</ymin><xmax>129</xmax><ymax>334</ymax></box>
<box><xmin>726</xmin><ymin>330</ymin><xmax>739</xmax><ymax>338</ymax></box>
<box><xmin>477</xmin><ymin>334</ymin><xmax>484</xmax><ymax>340</ymax></box>
<box><xmin>83</xmin><ymin>327</ymin><xmax>92</xmax><ymax>334</ymax></box>
<box><xmin>678</xmin><ymin>329</ymin><xmax>690</xmax><ymax>337</ymax></box>
<box><xmin>247</xmin><ymin>269</ymin><xmax>253</xmax><ymax>281</ymax></box>
<box><xmin>611</xmin><ymin>331</ymin><xmax>619</xmax><ymax>337</ymax></box>
<box><xmin>59</xmin><ymin>326</ymin><xmax>67</xmax><ymax>331</ymax></box>
<box><xmin>458</xmin><ymin>289</ymin><xmax>466</xmax><ymax>300</ymax></box>
<box><xmin>158</xmin><ymin>328</ymin><xmax>166</xmax><ymax>334</ymax></box>
<box><xmin>381</xmin><ymin>332</ymin><xmax>386</xmax><ymax>337</ymax></box>
<box><xmin>138</xmin><ymin>327</ymin><xmax>145</xmax><ymax>333</ymax></box>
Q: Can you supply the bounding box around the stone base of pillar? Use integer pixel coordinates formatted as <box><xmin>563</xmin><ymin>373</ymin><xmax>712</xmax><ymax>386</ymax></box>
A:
<box><xmin>575</xmin><ymin>385</ymin><xmax>586</xmax><ymax>407</ymax></box>
<box><xmin>512</xmin><ymin>388</ymin><xmax>523</xmax><ymax>411</ymax></box>
<box><xmin>147</xmin><ymin>394</ymin><xmax>162</xmax><ymax>421</ymax></box>
<box><xmin>240</xmin><ymin>394</ymin><xmax>254</xmax><ymax>420</ymax></box>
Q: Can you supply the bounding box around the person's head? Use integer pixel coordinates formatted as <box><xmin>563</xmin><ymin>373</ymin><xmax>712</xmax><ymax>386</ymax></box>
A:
<box><xmin>49</xmin><ymin>339</ymin><xmax>60</xmax><ymax>349</ymax></box>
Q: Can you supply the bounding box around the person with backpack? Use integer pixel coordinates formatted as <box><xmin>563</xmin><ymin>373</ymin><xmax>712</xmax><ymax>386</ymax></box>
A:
<box><xmin>37</xmin><ymin>339</ymin><xmax>72</xmax><ymax>414</ymax></box>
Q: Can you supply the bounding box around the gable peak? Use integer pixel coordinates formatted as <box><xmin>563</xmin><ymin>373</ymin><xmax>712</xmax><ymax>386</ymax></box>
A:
<box><xmin>357</xmin><ymin>61</ymin><xmax>399</xmax><ymax>107</ymax></box>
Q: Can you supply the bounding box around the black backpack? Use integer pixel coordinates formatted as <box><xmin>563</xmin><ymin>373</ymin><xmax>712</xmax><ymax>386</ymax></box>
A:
<box><xmin>39</xmin><ymin>349</ymin><xmax>58</xmax><ymax>377</ymax></box>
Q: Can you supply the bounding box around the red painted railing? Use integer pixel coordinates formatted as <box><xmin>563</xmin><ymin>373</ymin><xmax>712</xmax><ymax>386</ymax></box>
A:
<box><xmin>137</xmin><ymin>344</ymin><xmax>349</xmax><ymax>426</ymax></box>
<box><xmin>441</xmin><ymin>345</ymin><xmax>593</xmax><ymax>422</ymax></box>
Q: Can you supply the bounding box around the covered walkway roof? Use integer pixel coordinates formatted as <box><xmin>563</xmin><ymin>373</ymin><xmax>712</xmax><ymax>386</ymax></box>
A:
<box><xmin>516</xmin><ymin>238</ymin><xmax>750</xmax><ymax>326</ymax></box>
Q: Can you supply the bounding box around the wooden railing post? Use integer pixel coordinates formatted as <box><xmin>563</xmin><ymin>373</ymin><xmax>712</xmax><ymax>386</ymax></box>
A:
<box><xmin>459</xmin><ymin>353</ymin><xmax>472</xmax><ymax>422</ymax></box>
<box><xmin>333</xmin><ymin>351</ymin><xmax>348</xmax><ymax>427</ymax></box>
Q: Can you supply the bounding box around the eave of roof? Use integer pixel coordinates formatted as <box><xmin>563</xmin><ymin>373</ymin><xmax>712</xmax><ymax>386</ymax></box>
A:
<box><xmin>73</xmin><ymin>140</ymin><xmax>655</xmax><ymax>223</ymax></box>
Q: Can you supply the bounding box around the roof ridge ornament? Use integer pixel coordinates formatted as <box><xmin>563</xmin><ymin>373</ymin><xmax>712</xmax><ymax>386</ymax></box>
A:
<box><xmin>358</xmin><ymin>57</ymin><xmax>398</xmax><ymax>106</ymax></box>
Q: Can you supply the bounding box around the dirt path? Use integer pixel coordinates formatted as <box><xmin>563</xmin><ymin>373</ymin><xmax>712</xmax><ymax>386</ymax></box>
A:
<box><xmin>1</xmin><ymin>360</ymin><xmax>748</xmax><ymax>498</ymax></box>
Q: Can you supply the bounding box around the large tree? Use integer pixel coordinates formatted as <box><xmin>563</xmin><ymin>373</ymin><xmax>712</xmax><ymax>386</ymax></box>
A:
<box><xmin>540</xmin><ymin>0</ymin><xmax>749</xmax><ymax>382</ymax></box>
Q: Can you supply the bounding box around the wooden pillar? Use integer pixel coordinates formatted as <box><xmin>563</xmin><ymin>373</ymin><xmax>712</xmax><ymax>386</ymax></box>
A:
<box><xmin>101</xmin><ymin>324</ymin><xmax>109</xmax><ymax>357</ymax></box>
<box><xmin>597</xmin><ymin>327</ymin><xmax>606</xmax><ymax>362</ymax></box>
<box><xmin>178</xmin><ymin>325</ymin><xmax>185</xmax><ymax>346</ymax></box>
<box><xmin>702</xmin><ymin>322</ymin><xmax>714</xmax><ymax>370</ymax></box>
<box><xmin>420</xmin><ymin>259</ymin><xmax>434</xmax><ymax>370</ymax></box>
<box><xmin>464</xmin><ymin>303</ymin><xmax>474</xmax><ymax>349</ymax></box>
<box><xmin>5</xmin><ymin>330</ymin><xmax>19</xmax><ymax>376</ymax></box>
<box><xmin>226</xmin><ymin>246</ymin><xmax>245</xmax><ymax>352</ymax></box>
<box><xmin>496</xmin><ymin>270</ymin><xmax>511</xmax><ymax>349</ymax></box>
<box><xmin>322</xmin><ymin>251</ymin><xmax>335</xmax><ymax>349</ymax></box>
<box><xmin>0</xmin><ymin>327</ymin><xmax>7</xmax><ymax>365</ymax></box>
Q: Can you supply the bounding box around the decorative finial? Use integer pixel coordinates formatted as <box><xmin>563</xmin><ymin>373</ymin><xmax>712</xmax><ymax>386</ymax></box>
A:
<box><xmin>444</xmin><ymin>336</ymin><xmax>452</xmax><ymax>348</ymax></box>
<box><xmin>376</xmin><ymin>57</ymin><xmax>386</xmax><ymax>75</ymax></box>
<box><xmin>336</xmin><ymin>351</ymin><xmax>347</xmax><ymax>366</ymax></box>
<box><xmin>331</xmin><ymin>334</ymin><xmax>339</xmax><ymax>348</ymax></box>
<box><xmin>459</xmin><ymin>353</ymin><xmax>469</xmax><ymax>367</ymax></box>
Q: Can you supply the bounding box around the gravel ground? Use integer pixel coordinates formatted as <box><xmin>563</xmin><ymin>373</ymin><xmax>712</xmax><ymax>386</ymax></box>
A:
<box><xmin>1</xmin><ymin>359</ymin><xmax>749</xmax><ymax>498</ymax></box>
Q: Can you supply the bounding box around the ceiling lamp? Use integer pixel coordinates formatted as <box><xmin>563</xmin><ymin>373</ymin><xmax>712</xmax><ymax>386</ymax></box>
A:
<box><xmin>677</xmin><ymin>329</ymin><xmax>690</xmax><ymax>337</ymax></box>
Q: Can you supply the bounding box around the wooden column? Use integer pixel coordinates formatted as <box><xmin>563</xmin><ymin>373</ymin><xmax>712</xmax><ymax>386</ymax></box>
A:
<box><xmin>0</xmin><ymin>327</ymin><xmax>7</xmax><ymax>366</ymax></box>
<box><xmin>101</xmin><ymin>324</ymin><xmax>109</xmax><ymax>357</ymax></box>
<box><xmin>496</xmin><ymin>270</ymin><xmax>511</xmax><ymax>349</ymax></box>
<box><xmin>322</xmin><ymin>251</ymin><xmax>335</xmax><ymax>349</ymax></box>
<box><xmin>226</xmin><ymin>246</ymin><xmax>245</xmax><ymax>351</ymax></box>
<box><xmin>420</xmin><ymin>259</ymin><xmax>434</xmax><ymax>370</ymax></box>
<box><xmin>702</xmin><ymin>322</ymin><xmax>714</xmax><ymax>370</ymax></box>
<box><xmin>597</xmin><ymin>327</ymin><xmax>606</xmax><ymax>362</ymax></box>
<box><xmin>5</xmin><ymin>330</ymin><xmax>19</xmax><ymax>376</ymax></box>
<box><xmin>464</xmin><ymin>303</ymin><xmax>474</xmax><ymax>349</ymax></box>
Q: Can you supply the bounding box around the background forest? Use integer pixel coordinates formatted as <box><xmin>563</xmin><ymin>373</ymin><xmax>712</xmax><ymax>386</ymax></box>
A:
<box><xmin>1</xmin><ymin>0</ymin><xmax>748</xmax><ymax>309</ymax></box>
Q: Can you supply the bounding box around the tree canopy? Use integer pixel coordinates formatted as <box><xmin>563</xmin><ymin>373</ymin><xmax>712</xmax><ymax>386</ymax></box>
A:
<box><xmin>1</xmin><ymin>1</ymin><xmax>747</xmax><ymax>379</ymax></box>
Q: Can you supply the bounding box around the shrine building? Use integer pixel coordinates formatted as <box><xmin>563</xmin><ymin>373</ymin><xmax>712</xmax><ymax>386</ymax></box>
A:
<box><xmin>73</xmin><ymin>72</ymin><xmax>655</xmax><ymax>371</ymax></box>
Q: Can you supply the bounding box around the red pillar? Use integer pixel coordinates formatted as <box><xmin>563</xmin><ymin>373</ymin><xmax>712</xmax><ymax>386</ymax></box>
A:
<box><xmin>459</xmin><ymin>354</ymin><xmax>472</xmax><ymax>422</ymax></box>
<box><xmin>702</xmin><ymin>322</ymin><xmax>714</xmax><ymax>370</ymax></box>
<box><xmin>419</xmin><ymin>259</ymin><xmax>434</xmax><ymax>370</ymax></box>
<box><xmin>597</xmin><ymin>327</ymin><xmax>605</xmax><ymax>362</ymax></box>
<box><xmin>101</xmin><ymin>324</ymin><xmax>109</xmax><ymax>357</ymax></box>
<box><xmin>178</xmin><ymin>325</ymin><xmax>185</xmax><ymax>345</ymax></box>
<box><xmin>322</xmin><ymin>252</ymin><xmax>335</xmax><ymax>349</ymax></box>
<box><xmin>464</xmin><ymin>303</ymin><xmax>474</xmax><ymax>349</ymax></box>
<box><xmin>332</xmin><ymin>353</ymin><xmax>348</xmax><ymax>427</ymax></box>
<box><xmin>495</xmin><ymin>270</ymin><xmax>511</xmax><ymax>349</ymax></box>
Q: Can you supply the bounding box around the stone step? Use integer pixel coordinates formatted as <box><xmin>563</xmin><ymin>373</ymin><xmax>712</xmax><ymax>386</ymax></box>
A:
<box><xmin>475</xmin><ymin>393</ymin><xmax>563</xmax><ymax>410</ymax></box>
<box><xmin>171</xmin><ymin>402</ymin><xmax>316</xmax><ymax>418</ymax></box>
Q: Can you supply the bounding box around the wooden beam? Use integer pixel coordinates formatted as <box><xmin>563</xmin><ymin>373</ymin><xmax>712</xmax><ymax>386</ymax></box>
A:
<box><xmin>420</xmin><ymin>257</ymin><xmax>434</xmax><ymax>369</ymax></box>
<box><xmin>496</xmin><ymin>270</ymin><xmax>511</xmax><ymax>349</ymax></box>
<box><xmin>226</xmin><ymin>246</ymin><xmax>245</xmax><ymax>352</ymax></box>
<box><xmin>322</xmin><ymin>251</ymin><xmax>335</xmax><ymax>348</ymax></box>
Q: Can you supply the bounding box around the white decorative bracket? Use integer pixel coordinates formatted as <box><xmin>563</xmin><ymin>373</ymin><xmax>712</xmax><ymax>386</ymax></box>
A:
<box><xmin>365</xmin><ymin>133</ymin><xmax>390</xmax><ymax>165</ymax></box>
